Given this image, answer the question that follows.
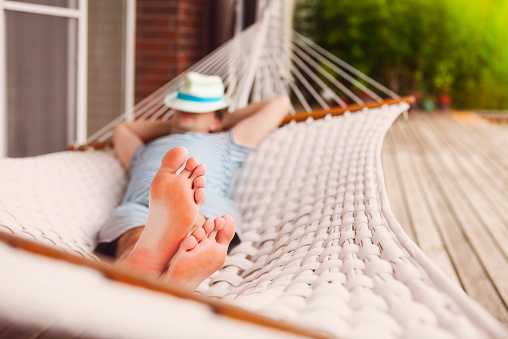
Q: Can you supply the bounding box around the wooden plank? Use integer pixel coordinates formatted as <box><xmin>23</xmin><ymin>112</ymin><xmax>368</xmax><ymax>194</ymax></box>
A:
<box><xmin>429</xmin><ymin>114</ymin><xmax>508</xmax><ymax>258</ymax></box>
<box><xmin>408</xmin><ymin>113</ymin><xmax>508</xmax><ymax>323</ymax></box>
<box><xmin>436</xmin><ymin>114</ymin><xmax>508</xmax><ymax>222</ymax></box>
<box><xmin>387</xmin><ymin>120</ymin><xmax>429</xmax><ymax>243</ymax></box>
<box><xmin>387</xmin><ymin>118</ymin><xmax>460</xmax><ymax>284</ymax></box>
<box><xmin>422</xmin><ymin>114</ymin><xmax>508</xmax><ymax>252</ymax></box>
<box><xmin>445</xmin><ymin>114</ymin><xmax>508</xmax><ymax>182</ymax></box>
<box><xmin>381</xmin><ymin>128</ymin><xmax>415</xmax><ymax>240</ymax></box>
<box><xmin>405</xmin><ymin>114</ymin><xmax>508</xmax><ymax>323</ymax></box>
<box><xmin>441</xmin><ymin>113</ymin><xmax>508</xmax><ymax>175</ymax></box>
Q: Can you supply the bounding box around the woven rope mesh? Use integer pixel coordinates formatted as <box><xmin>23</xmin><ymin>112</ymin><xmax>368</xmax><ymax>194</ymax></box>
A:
<box><xmin>0</xmin><ymin>149</ymin><xmax>126</xmax><ymax>261</ymax></box>
<box><xmin>0</xmin><ymin>104</ymin><xmax>503</xmax><ymax>338</ymax></box>
<box><xmin>197</xmin><ymin>103</ymin><xmax>490</xmax><ymax>338</ymax></box>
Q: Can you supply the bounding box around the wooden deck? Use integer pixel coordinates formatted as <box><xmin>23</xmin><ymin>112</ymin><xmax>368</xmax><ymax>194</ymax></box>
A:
<box><xmin>382</xmin><ymin>111</ymin><xmax>508</xmax><ymax>326</ymax></box>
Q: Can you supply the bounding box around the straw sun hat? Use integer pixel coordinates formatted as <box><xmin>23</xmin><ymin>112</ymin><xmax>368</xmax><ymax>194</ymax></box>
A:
<box><xmin>163</xmin><ymin>72</ymin><xmax>231</xmax><ymax>113</ymax></box>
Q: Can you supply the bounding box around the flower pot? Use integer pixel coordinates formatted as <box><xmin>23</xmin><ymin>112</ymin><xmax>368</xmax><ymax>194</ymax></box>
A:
<box><xmin>439</xmin><ymin>94</ymin><xmax>451</xmax><ymax>111</ymax></box>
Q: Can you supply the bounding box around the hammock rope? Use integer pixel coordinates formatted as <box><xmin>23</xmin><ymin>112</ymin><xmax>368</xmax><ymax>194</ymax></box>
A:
<box><xmin>85</xmin><ymin>0</ymin><xmax>401</xmax><ymax>144</ymax></box>
<box><xmin>1</xmin><ymin>0</ymin><xmax>506</xmax><ymax>337</ymax></box>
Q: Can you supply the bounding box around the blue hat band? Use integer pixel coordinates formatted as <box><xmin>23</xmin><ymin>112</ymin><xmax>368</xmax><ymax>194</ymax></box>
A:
<box><xmin>177</xmin><ymin>92</ymin><xmax>223</xmax><ymax>103</ymax></box>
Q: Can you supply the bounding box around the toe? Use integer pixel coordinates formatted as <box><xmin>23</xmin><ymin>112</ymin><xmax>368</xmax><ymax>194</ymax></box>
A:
<box><xmin>180</xmin><ymin>235</ymin><xmax>198</xmax><ymax>252</ymax></box>
<box><xmin>191</xmin><ymin>226</ymin><xmax>206</xmax><ymax>242</ymax></box>
<box><xmin>216</xmin><ymin>215</ymin><xmax>236</xmax><ymax>245</ymax></box>
<box><xmin>193</xmin><ymin>176</ymin><xmax>206</xmax><ymax>189</ymax></box>
<box><xmin>194</xmin><ymin>188</ymin><xmax>206</xmax><ymax>205</ymax></box>
<box><xmin>191</xmin><ymin>164</ymin><xmax>206</xmax><ymax>178</ymax></box>
<box><xmin>208</xmin><ymin>217</ymin><xmax>224</xmax><ymax>239</ymax></box>
<box><xmin>214</xmin><ymin>217</ymin><xmax>225</xmax><ymax>231</ymax></box>
<box><xmin>160</xmin><ymin>147</ymin><xmax>188</xmax><ymax>174</ymax></box>
<box><xmin>181</xmin><ymin>157</ymin><xmax>198</xmax><ymax>178</ymax></box>
<box><xmin>202</xmin><ymin>219</ymin><xmax>214</xmax><ymax>234</ymax></box>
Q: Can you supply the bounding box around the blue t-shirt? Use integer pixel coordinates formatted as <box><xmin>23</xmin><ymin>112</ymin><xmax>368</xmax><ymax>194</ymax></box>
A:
<box><xmin>98</xmin><ymin>131</ymin><xmax>254</xmax><ymax>243</ymax></box>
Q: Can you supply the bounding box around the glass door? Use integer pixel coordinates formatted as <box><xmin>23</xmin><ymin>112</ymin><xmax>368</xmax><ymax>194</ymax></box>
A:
<box><xmin>0</xmin><ymin>0</ymin><xmax>135</xmax><ymax>157</ymax></box>
<box><xmin>0</xmin><ymin>0</ymin><xmax>86</xmax><ymax>157</ymax></box>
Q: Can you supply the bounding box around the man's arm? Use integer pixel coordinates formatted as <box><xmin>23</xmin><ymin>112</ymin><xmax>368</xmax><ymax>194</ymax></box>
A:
<box><xmin>113</xmin><ymin>120</ymin><xmax>172</xmax><ymax>169</ymax></box>
<box><xmin>228</xmin><ymin>96</ymin><xmax>291</xmax><ymax>147</ymax></box>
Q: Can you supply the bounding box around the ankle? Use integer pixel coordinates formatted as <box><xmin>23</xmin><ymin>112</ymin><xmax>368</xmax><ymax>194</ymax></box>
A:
<box><xmin>115</xmin><ymin>227</ymin><xmax>144</xmax><ymax>259</ymax></box>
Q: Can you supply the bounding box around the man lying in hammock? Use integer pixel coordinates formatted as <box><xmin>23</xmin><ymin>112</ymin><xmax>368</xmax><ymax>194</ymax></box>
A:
<box><xmin>95</xmin><ymin>72</ymin><xmax>290</xmax><ymax>289</ymax></box>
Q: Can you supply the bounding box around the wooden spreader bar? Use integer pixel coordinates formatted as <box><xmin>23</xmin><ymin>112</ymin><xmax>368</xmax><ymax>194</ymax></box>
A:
<box><xmin>0</xmin><ymin>231</ymin><xmax>334</xmax><ymax>339</ymax></box>
<box><xmin>281</xmin><ymin>96</ymin><xmax>415</xmax><ymax>125</ymax></box>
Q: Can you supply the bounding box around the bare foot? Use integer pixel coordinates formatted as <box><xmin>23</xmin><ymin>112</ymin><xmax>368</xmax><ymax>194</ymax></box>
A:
<box><xmin>164</xmin><ymin>215</ymin><xmax>236</xmax><ymax>290</ymax></box>
<box><xmin>122</xmin><ymin>146</ymin><xmax>206</xmax><ymax>275</ymax></box>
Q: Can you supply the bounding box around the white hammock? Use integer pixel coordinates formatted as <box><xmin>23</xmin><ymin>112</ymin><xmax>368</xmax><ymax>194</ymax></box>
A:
<box><xmin>1</xmin><ymin>104</ymin><xmax>505</xmax><ymax>338</ymax></box>
<box><xmin>0</xmin><ymin>0</ymin><xmax>506</xmax><ymax>338</ymax></box>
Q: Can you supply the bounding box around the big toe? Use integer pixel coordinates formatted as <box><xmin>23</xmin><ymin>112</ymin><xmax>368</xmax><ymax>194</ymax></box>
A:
<box><xmin>216</xmin><ymin>215</ymin><xmax>236</xmax><ymax>245</ymax></box>
<box><xmin>161</xmin><ymin>146</ymin><xmax>188</xmax><ymax>174</ymax></box>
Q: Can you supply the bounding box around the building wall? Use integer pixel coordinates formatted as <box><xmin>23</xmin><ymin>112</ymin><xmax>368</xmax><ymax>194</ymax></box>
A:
<box><xmin>135</xmin><ymin>0</ymin><xmax>215</xmax><ymax>104</ymax></box>
<box><xmin>3</xmin><ymin>0</ymin><xmax>238</xmax><ymax>157</ymax></box>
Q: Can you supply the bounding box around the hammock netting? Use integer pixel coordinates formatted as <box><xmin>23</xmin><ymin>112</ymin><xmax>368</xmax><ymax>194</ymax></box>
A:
<box><xmin>86</xmin><ymin>0</ymin><xmax>399</xmax><ymax>144</ymax></box>
<box><xmin>0</xmin><ymin>0</ymin><xmax>506</xmax><ymax>338</ymax></box>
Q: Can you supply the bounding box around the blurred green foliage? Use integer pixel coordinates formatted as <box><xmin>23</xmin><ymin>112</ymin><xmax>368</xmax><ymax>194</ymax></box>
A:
<box><xmin>294</xmin><ymin>0</ymin><xmax>508</xmax><ymax>109</ymax></box>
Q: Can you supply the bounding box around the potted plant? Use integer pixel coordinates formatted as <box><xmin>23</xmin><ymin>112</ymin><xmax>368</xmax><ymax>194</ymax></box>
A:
<box><xmin>434</xmin><ymin>61</ymin><xmax>454</xmax><ymax>111</ymax></box>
